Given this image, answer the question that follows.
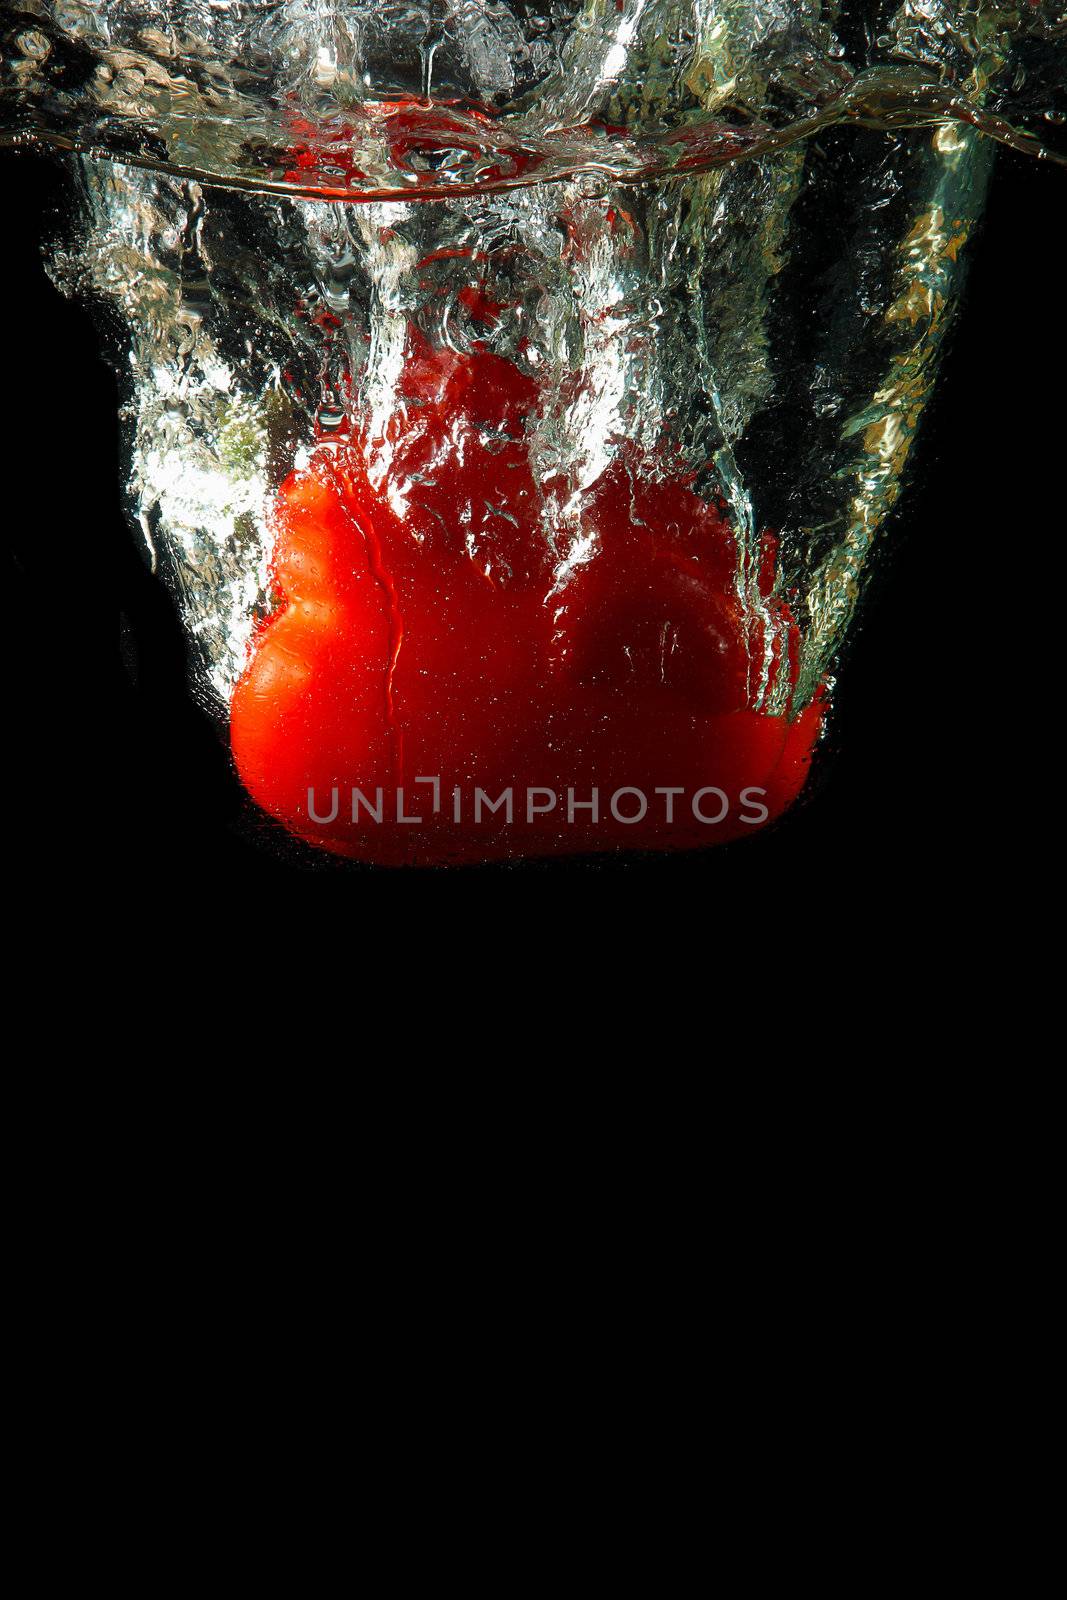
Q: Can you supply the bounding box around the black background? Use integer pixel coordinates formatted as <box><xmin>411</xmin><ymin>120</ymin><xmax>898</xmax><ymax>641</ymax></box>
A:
<box><xmin>3</xmin><ymin>143</ymin><xmax>1057</xmax><ymax>919</ymax></box>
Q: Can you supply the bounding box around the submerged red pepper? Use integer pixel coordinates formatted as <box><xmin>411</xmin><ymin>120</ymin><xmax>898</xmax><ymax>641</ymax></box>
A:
<box><xmin>231</xmin><ymin>333</ymin><xmax>821</xmax><ymax>864</ymax></box>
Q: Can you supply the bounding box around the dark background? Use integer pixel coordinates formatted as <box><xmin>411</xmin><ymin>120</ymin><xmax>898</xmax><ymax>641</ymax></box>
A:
<box><xmin>3</xmin><ymin>143</ymin><xmax>1056</xmax><ymax>916</ymax></box>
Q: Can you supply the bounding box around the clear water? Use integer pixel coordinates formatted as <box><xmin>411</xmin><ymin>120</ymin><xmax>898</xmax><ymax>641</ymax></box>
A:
<box><xmin>3</xmin><ymin>1</ymin><xmax>1063</xmax><ymax>712</ymax></box>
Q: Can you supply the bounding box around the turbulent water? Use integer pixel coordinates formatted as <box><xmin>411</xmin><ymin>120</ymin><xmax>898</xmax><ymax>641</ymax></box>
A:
<box><xmin>3</xmin><ymin>2</ymin><xmax>1064</xmax><ymax>708</ymax></box>
<box><xmin>4</xmin><ymin>2</ymin><xmax>1065</xmax><ymax>188</ymax></box>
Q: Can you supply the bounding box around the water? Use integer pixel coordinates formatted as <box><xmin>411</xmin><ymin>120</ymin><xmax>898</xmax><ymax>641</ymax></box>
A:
<box><xmin>4</xmin><ymin>2</ymin><xmax>1064</xmax><ymax>192</ymax></box>
<box><xmin>2</xmin><ymin>2</ymin><xmax>1063</xmax><ymax>860</ymax></box>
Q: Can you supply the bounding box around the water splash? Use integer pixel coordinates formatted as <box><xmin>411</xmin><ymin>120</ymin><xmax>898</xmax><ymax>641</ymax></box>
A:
<box><xmin>3</xmin><ymin>2</ymin><xmax>1064</xmax><ymax>199</ymax></box>
<box><xmin>9</xmin><ymin>1</ymin><xmax>1064</xmax><ymax>713</ymax></box>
